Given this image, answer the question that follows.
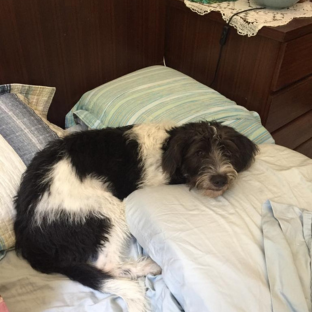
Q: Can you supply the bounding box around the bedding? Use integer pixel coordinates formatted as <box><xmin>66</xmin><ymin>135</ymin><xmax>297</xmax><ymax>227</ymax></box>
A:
<box><xmin>125</xmin><ymin>144</ymin><xmax>312</xmax><ymax>312</ymax></box>
<box><xmin>0</xmin><ymin>69</ymin><xmax>309</xmax><ymax>312</ymax></box>
<box><xmin>0</xmin><ymin>84</ymin><xmax>66</xmax><ymax>166</ymax></box>
<box><xmin>2</xmin><ymin>144</ymin><xmax>311</xmax><ymax>312</ymax></box>
<box><xmin>0</xmin><ymin>93</ymin><xmax>58</xmax><ymax>166</ymax></box>
<box><xmin>262</xmin><ymin>200</ymin><xmax>311</xmax><ymax>312</ymax></box>
<box><xmin>0</xmin><ymin>84</ymin><xmax>65</xmax><ymax>137</ymax></box>
<box><xmin>0</xmin><ymin>135</ymin><xmax>26</xmax><ymax>259</ymax></box>
<box><xmin>0</xmin><ymin>242</ymin><xmax>179</xmax><ymax>312</ymax></box>
<box><xmin>65</xmin><ymin>66</ymin><xmax>274</xmax><ymax>145</ymax></box>
<box><xmin>0</xmin><ymin>84</ymin><xmax>66</xmax><ymax>259</ymax></box>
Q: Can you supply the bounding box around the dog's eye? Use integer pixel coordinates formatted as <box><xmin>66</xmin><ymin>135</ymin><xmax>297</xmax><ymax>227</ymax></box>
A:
<box><xmin>197</xmin><ymin>151</ymin><xmax>205</xmax><ymax>157</ymax></box>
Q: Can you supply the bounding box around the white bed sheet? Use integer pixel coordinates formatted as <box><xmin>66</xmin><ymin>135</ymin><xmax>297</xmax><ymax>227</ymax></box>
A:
<box><xmin>125</xmin><ymin>144</ymin><xmax>312</xmax><ymax>312</ymax></box>
<box><xmin>0</xmin><ymin>241</ymin><xmax>180</xmax><ymax>312</ymax></box>
<box><xmin>262</xmin><ymin>200</ymin><xmax>312</xmax><ymax>312</ymax></box>
<box><xmin>1</xmin><ymin>144</ymin><xmax>311</xmax><ymax>312</ymax></box>
<box><xmin>0</xmin><ymin>249</ymin><xmax>129</xmax><ymax>312</ymax></box>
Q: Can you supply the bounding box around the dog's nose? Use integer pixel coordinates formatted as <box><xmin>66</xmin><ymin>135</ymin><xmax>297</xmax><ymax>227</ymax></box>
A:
<box><xmin>210</xmin><ymin>175</ymin><xmax>227</xmax><ymax>188</ymax></box>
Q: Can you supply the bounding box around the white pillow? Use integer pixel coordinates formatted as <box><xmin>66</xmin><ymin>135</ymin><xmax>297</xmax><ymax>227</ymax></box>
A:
<box><xmin>0</xmin><ymin>135</ymin><xmax>26</xmax><ymax>259</ymax></box>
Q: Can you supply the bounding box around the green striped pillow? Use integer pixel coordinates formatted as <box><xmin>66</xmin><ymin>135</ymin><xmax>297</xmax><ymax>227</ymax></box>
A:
<box><xmin>66</xmin><ymin>66</ymin><xmax>274</xmax><ymax>144</ymax></box>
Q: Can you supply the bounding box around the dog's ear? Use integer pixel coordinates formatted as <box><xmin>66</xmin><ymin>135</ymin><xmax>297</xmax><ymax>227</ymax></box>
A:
<box><xmin>230</xmin><ymin>134</ymin><xmax>258</xmax><ymax>172</ymax></box>
<box><xmin>162</xmin><ymin>128</ymin><xmax>192</xmax><ymax>176</ymax></box>
<box><xmin>218</xmin><ymin>128</ymin><xmax>258</xmax><ymax>172</ymax></box>
<box><xmin>211</xmin><ymin>122</ymin><xmax>258</xmax><ymax>172</ymax></box>
<box><xmin>162</xmin><ymin>134</ymin><xmax>183</xmax><ymax>176</ymax></box>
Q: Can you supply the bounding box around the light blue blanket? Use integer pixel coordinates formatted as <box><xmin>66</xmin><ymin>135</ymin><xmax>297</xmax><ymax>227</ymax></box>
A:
<box><xmin>262</xmin><ymin>200</ymin><xmax>312</xmax><ymax>312</ymax></box>
<box><xmin>1</xmin><ymin>200</ymin><xmax>311</xmax><ymax>312</ymax></box>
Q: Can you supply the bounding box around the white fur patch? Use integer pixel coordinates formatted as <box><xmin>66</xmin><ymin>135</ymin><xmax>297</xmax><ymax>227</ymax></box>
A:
<box><xmin>113</xmin><ymin>257</ymin><xmax>161</xmax><ymax>279</ymax></box>
<box><xmin>35</xmin><ymin>158</ymin><xmax>124</xmax><ymax>224</ymax></box>
<box><xmin>210</xmin><ymin>125</ymin><xmax>217</xmax><ymax>137</ymax></box>
<box><xmin>101</xmin><ymin>279</ymin><xmax>149</xmax><ymax>312</ymax></box>
<box><xmin>95</xmin><ymin>221</ymin><xmax>130</xmax><ymax>273</ymax></box>
<box><xmin>210</xmin><ymin>149</ymin><xmax>237</xmax><ymax>181</ymax></box>
<box><xmin>126</xmin><ymin>123</ymin><xmax>174</xmax><ymax>188</ymax></box>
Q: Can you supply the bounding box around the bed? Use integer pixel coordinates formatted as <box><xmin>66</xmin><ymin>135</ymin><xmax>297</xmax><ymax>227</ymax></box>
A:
<box><xmin>1</xmin><ymin>1</ymin><xmax>312</xmax><ymax>312</ymax></box>
<box><xmin>1</xmin><ymin>65</ymin><xmax>312</xmax><ymax>312</ymax></box>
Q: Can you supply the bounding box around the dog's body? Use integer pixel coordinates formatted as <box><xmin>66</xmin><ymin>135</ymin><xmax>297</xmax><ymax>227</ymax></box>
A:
<box><xmin>14</xmin><ymin>121</ymin><xmax>257</xmax><ymax>312</ymax></box>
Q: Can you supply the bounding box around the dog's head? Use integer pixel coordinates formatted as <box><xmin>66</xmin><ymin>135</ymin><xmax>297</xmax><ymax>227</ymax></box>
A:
<box><xmin>162</xmin><ymin>121</ymin><xmax>258</xmax><ymax>198</ymax></box>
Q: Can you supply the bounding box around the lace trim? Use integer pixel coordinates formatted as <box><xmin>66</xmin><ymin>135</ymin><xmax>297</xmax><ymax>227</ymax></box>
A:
<box><xmin>184</xmin><ymin>0</ymin><xmax>312</xmax><ymax>36</ymax></box>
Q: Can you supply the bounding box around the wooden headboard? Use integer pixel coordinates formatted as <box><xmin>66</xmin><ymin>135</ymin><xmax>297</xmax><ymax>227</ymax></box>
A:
<box><xmin>0</xmin><ymin>0</ymin><xmax>165</xmax><ymax>127</ymax></box>
<box><xmin>1</xmin><ymin>0</ymin><xmax>311</xmax><ymax>157</ymax></box>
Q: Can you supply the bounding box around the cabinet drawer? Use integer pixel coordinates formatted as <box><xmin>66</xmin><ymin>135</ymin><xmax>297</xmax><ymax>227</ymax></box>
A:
<box><xmin>272</xmin><ymin>110</ymin><xmax>312</xmax><ymax>150</ymax></box>
<box><xmin>265</xmin><ymin>76</ymin><xmax>312</xmax><ymax>132</ymax></box>
<box><xmin>272</xmin><ymin>33</ymin><xmax>312</xmax><ymax>91</ymax></box>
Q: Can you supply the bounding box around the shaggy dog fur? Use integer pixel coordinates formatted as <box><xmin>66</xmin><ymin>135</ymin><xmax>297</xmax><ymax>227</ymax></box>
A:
<box><xmin>14</xmin><ymin>121</ymin><xmax>258</xmax><ymax>312</ymax></box>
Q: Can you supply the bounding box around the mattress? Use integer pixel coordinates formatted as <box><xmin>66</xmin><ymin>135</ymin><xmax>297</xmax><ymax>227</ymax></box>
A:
<box><xmin>125</xmin><ymin>144</ymin><xmax>312</xmax><ymax>312</ymax></box>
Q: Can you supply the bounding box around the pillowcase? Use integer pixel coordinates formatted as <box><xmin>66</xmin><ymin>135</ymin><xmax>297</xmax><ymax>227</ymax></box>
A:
<box><xmin>0</xmin><ymin>84</ymin><xmax>65</xmax><ymax>137</ymax></box>
<box><xmin>0</xmin><ymin>85</ymin><xmax>62</xmax><ymax>166</ymax></box>
<box><xmin>0</xmin><ymin>84</ymin><xmax>66</xmax><ymax>137</ymax></box>
<box><xmin>65</xmin><ymin>66</ymin><xmax>274</xmax><ymax>145</ymax></box>
<box><xmin>0</xmin><ymin>84</ymin><xmax>65</xmax><ymax>259</ymax></box>
<box><xmin>0</xmin><ymin>135</ymin><xmax>26</xmax><ymax>260</ymax></box>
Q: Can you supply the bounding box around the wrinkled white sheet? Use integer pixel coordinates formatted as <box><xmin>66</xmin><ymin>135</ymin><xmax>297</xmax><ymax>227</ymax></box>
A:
<box><xmin>1</xmin><ymin>144</ymin><xmax>311</xmax><ymax>312</ymax></box>
<box><xmin>126</xmin><ymin>144</ymin><xmax>312</xmax><ymax>312</ymax></box>
<box><xmin>0</xmin><ymin>239</ymin><xmax>179</xmax><ymax>312</ymax></box>
<box><xmin>262</xmin><ymin>200</ymin><xmax>312</xmax><ymax>312</ymax></box>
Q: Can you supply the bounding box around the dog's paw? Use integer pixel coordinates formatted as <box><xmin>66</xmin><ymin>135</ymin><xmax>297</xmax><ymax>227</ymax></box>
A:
<box><xmin>138</xmin><ymin>257</ymin><xmax>162</xmax><ymax>276</ymax></box>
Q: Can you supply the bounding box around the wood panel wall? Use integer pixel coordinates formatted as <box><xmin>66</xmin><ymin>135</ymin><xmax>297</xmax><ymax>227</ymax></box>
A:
<box><xmin>0</xmin><ymin>0</ymin><xmax>165</xmax><ymax>127</ymax></box>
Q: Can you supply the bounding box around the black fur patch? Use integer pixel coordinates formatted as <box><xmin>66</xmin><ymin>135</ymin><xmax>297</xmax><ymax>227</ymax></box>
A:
<box><xmin>58</xmin><ymin>263</ymin><xmax>112</xmax><ymax>290</ymax></box>
<box><xmin>14</xmin><ymin>212</ymin><xmax>111</xmax><ymax>273</ymax></box>
<box><xmin>63</xmin><ymin>126</ymin><xmax>143</xmax><ymax>199</ymax></box>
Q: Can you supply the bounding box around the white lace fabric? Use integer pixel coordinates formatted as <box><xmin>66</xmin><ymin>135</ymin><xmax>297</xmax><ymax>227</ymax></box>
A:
<box><xmin>184</xmin><ymin>0</ymin><xmax>312</xmax><ymax>36</ymax></box>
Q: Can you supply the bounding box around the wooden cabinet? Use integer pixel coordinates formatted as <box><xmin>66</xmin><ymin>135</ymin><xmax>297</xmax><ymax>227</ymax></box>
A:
<box><xmin>165</xmin><ymin>0</ymin><xmax>312</xmax><ymax>158</ymax></box>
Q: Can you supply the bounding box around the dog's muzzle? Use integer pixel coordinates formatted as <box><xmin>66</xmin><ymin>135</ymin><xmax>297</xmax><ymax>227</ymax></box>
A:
<box><xmin>210</xmin><ymin>174</ymin><xmax>227</xmax><ymax>188</ymax></box>
<box><xmin>194</xmin><ymin>166</ymin><xmax>237</xmax><ymax>198</ymax></box>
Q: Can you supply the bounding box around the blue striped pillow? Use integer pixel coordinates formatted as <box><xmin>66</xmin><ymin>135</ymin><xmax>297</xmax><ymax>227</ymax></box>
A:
<box><xmin>66</xmin><ymin>66</ymin><xmax>274</xmax><ymax>144</ymax></box>
<box><xmin>0</xmin><ymin>93</ymin><xmax>58</xmax><ymax>166</ymax></box>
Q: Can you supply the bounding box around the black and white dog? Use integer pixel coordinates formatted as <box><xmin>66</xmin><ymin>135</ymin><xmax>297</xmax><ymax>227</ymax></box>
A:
<box><xmin>14</xmin><ymin>121</ymin><xmax>257</xmax><ymax>312</ymax></box>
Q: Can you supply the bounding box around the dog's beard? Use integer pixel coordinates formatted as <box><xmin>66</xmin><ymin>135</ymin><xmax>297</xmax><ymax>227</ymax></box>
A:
<box><xmin>190</xmin><ymin>163</ymin><xmax>237</xmax><ymax>198</ymax></box>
